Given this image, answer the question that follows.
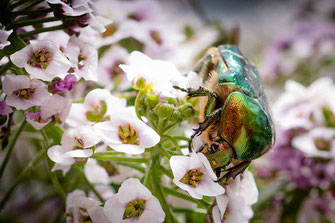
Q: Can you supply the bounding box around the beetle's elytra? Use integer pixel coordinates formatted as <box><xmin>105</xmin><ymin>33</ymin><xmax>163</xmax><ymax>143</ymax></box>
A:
<box><xmin>174</xmin><ymin>45</ymin><xmax>275</xmax><ymax>181</ymax></box>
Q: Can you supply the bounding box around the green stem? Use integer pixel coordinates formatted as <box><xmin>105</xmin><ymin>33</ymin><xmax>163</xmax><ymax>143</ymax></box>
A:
<box><xmin>163</xmin><ymin>187</ymin><xmax>210</xmax><ymax>209</ymax></box>
<box><xmin>0</xmin><ymin>119</ymin><xmax>26</xmax><ymax>178</ymax></box>
<box><xmin>142</xmin><ymin>159</ymin><xmax>153</xmax><ymax>188</ymax></box>
<box><xmin>0</xmin><ymin>62</ymin><xmax>12</xmax><ymax>76</ymax></box>
<box><xmin>91</xmin><ymin>155</ymin><xmax>149</xmax><ymax>163</ymax></box>
<box><xmin>158</xmin><ymin>165</ymin><xmax>173</xmax><ymax>179</ymax></box>
<box><xmin>118</xmin><ymin>162</ymin><xmax>145</xmax><ymax>173</ymax></box>
<box><xmin>134</xmin><ymin>90</ymin><xmax>144</xmax><ymax>121</ymax></box>
<box><xmin>41</xmin><ymin>129</ymin><xmax>66</xmax><ymax>201</ymax></box>
<box><xmin>75</xmin><ymin>166</ymin><xmax>104</xmax><ymax>203</ymax></box>
<box><xmin>0</xmin><ymin>149</ymin><xmax>44</xmax><ymax>211</ymax></box>
<box><xmin>19</xmin><ymin>24</ymin><xmax>65</xmax><ymax>38</ymax></box>
<box><xmin>8</xmin><ymin>0</ymin><xmax>27</xmax><ymax>11</ymax></box>
<box><xmin>151</xmin><ymin>155</ymin><xmax>178</xmax><ymax>223</ymax></box>
<box><xmin>93</xmin><ymin>151</ymin><xmax>125</xmax><ymax>156</ymax></box>
<box><xmin>13</xmin><ymin>0</ymin><xmax>44</xmax><ymax>12</ymax></box>
<box><xmin>12</xmin><ymin>7</ymin><xmax>53</xmax><ymax>16</ymax></box>
<box><xmin>44</xmin><ymin>156</ymin><xmax>67</xmax><ymax>201</ymax></box>
<box><xmin>162</xmin><ymin>135</ymin><xmax>182</xmax><ymax>155</ymax></box>
<box><xmin>156</xmin><ymin>144</ymin><xmax>171</xmax><ymax>159</ymax></box>
<box><xmin>15</xmin><ymin>16</ymin><xmax>71</xmax><ymax>28</ymax></box>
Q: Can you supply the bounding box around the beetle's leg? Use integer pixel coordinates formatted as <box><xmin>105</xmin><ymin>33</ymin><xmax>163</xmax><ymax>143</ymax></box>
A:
<box><xmin>173</xmin><ymin>86</ymin><xmax>218</xmax><ymax>100</ymax></box>
<box><xmin>216</xmin><ymin>161</ymin><xmax>251</xmax><ymax>183</ymax></box>
<box><xmin>193</xmin><ymin>107</ymin><xmax>222</xmax><ymax>133</ymax></box>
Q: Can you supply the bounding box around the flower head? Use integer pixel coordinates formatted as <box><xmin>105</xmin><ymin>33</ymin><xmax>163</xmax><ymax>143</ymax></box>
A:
<box><xmin>47</xmin><ymin>125</ymin><xmax>101</xmax><ymax>175</ymax></box>
<box><xmin>47</xmin><ymin>0</ymin><xmax>93</xmax><ymax>17</ymax></box>
<box><xmin>94</xmin><ymin>109</ymin><xmax>160</xmax><ymax>154</ymax></box>
<box><xmin>212</xmin><ymin>170</ymin><xmax>258</xmax><ymax>223</ymax></box>
<box><xmin>3</xmin><ymin>74</ymin><xmax>50</xmax><ymax>110</ymax></box>
<box><xmin>170</xmin><ymin>152</ymin><xmax>225</xmax><ymax>199</ymax></box>
<box><xmin>66</xmin><ymin>88</ymin><xmax>126</xmax><ymax>127</ymax></box>
<box><xmin>120</xmin><ymin>51</ymin><xmax>185</xmax><ymax>97</ymax></box>
<box><xmin>66</xmin><ymin>189</ymin><xmax>110</xmax><ymax>223</ymax></box>
<box><xmin>104</xmin><ymin>178</ymin><xmax>165</xmax><ymax>223</ymax></box>
<box><xmin>10</xmin><ymin>40</ymin><xmax>72</xmax><ymax>81</ymax></box>
<box><xmin>65</xmin><ymin>36</ymin><xmax>98</xmax><ymax>81</ymax></box>
<box><xmin>49</xmin><ymin>74</ymin><xmax>77</xmax><ymax>94</ymax></box>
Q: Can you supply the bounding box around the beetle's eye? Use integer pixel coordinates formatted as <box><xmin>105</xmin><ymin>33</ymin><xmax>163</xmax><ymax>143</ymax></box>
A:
<box><xmin>210</xmin><ymin>141</ymin><xmax>220</xmax><ymax>150</ymax></box>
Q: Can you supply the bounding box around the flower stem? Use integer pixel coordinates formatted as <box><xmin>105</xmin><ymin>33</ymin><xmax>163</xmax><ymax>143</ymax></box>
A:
<box><xmin>14</xmin><ymin>16</ymin><xmax>71</xmax><ymax>28</ymax></box>
<box><xmin>12</xmin><ymin>0</ymin><xmax>44</xmax><ymax>12</ymax></box>
<box><xmin>163</xmin><ymin>187</ymin><xmax>210</xmax><ymax>209</ymax></box>
<box><xmin>142</xmin><ymin>159</ymin><xmax>153</xmax><ymax>188</ymax></box>
<box><xmin>151</xmin><ymin>154</ymin><xmax>179</xmax><ymax>223</ymax></box>
<box><xmin>162</xmin><ymin>135</ymin><xmax>182</xmax><ymax>155</ymax></box>
<box><xmin>118</xmin><ymin>162</ymin><xmax>145</xmax><ymax>173</ymax></box>
<box><xmin>19</xmin><ymin>24</ymin><xmax>65</xmax><ymax>38</ymax></box>
<box><xmin>0</xmin><ymin>119</ymin><xmax>26</xmax><ymax>178</ymax></box>
<box><xmin>75</xmin><ymin>166</ymin><xmax>104</xmax><ymax>203</ymax></box>
<box><xmin>0</xmin><ymin>149</ymin><xmax>44</xmax><ymax>211</ymax></box>
<box><xmin>11</xmin><ymin>7</ymin><xmax>53</xmax><ymax>16</ymax></box>
<box><xmin>156</xmin><ymin>144</ymin><xmax>171</xmax><ymax>159</ymax></box>
<box><xmin>91</xmin><ymin>154</ymin><xmax>149</xmax><ymax>163</ymax></box>
<box><xmin>0</xmin><ymin>62</ymin><xmax>12</xmax><ymax>76</ymax></box>
<box><xmin>41</xmin><ymin>129</ymin><xmax>67</xmax><ymax>201</ymax></box>
<box><xmin>8</xmin><ymin>0</ymin><xmax>27</xmax><ymax>11</ymax></box>
<box><xmin>134</xmin><ymin>90</ymin><xmax>144</xmax><ymax>121</ymax></box>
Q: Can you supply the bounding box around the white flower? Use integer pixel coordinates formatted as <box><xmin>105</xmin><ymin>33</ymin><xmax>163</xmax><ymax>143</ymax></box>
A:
<box><xmin>10</xmin><ymin>40</ymin><xmax>72</xmax><ymax>81</ymax></box>
<box><xmin>104</xmin><ymin>178</ymin><xmax>165</xmax><ymax>223</ymax></box>
<box><xmin>3</xmin><ymin>74</ymin><xmax>50</xmax><ymax>110</ymax></box>
<box><xmin>94</xmin><ymin>109</ymin><xmax>160</xmax><ymax>154</ymax></box>
<box><xmin>46</xmin><ymin>0</ymin><xmax>92</xmax><ymax>16</ymax></box>
<box><xmin>97</xmin><ymin>45</ymin><xmax>130</xmax><ymax>90</ymax></box>
<box><xmin>65</xmin><ymin>36</ymin><xmax>98</xmax><ymax>81</ymax></box>
<box><xmin>212</xmin><ymin>170</ymin><xmax>258</xmax><ymax>223</ymax></box>
<box><xmin>292</xmin><ymin>127</ymin><xmax>335</xmax><ymax>159</ymax></box>
<box><xmin>273</xmin><ymin>77</ymin><xmax>335</xmax><ymax>130</ymax></box>
<box><xmin>0</xmin><ymin>29</ymin><xmax>12</xmax><ymax>49</ymax></box>
<box><xmin>66</xmin><ymin>88</ymin><xmax>126</xmax><ymax>127</ymax></box>
<box><xmin>47</xmin><ymin>125</ymin><xmax>101</xmax><ymax>175</ymax></box>
<box><xmin>120</xmin><ymin>51</ymin><xmax>185</xmax><ymax>97</ymax></box>
<box><xmin>169</xmin><ymin>152</ymin><xmax>225</xmax><ymax>199</ymax></box>
<box><xmin>66</xmin><ymin>190</ymin><xmax>110</xmax><ymax>223</ymax></box>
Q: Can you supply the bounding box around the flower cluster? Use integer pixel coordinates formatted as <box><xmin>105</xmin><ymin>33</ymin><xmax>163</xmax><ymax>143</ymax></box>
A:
<box><xmin>255</xmin><ymin>77</ymin><xmax>335</xmax><ymax>221</ymax></box>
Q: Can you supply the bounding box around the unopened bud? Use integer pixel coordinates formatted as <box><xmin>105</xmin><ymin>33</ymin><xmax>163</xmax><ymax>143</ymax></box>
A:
<box><xmin>178</xmin><ymin>103</ymin><xmax>195</xmax><ymax>118</ymax></box>
<box><xmin>135</xmin><ymin>77</ymin><xmax>146</xmax><ymax>89</ymax></box>
<box><xmin>145</xmin><ymin>94</ymin><xmax>159</xmax><ymax>109</ymax></box>
<box><xmin>154</xmin><ymin>103</ymin><xmax>174</xmax><ymax>119</ymax></box>
<box><xmin>170</xmin><ymin>110</ymin><xmax>182</xmax><ymax>123</ymax></box>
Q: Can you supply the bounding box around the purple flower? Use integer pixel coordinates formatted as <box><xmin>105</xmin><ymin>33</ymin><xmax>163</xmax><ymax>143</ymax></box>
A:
<box><xmin>49</xmin><ymin>74</ymin><xmax>77</xmax><ymax>94</ymax></box>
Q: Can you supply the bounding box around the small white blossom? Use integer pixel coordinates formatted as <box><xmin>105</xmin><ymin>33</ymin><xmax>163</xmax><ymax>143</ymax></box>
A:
<box><xmin>273</xmin><ymin>77</ymin><xmax>335</xmax><ymax>130</ymax></box>
<box><xmin>66</xmin><ymin>88</ymin><xmax>126</xmax><ymax>127</ymax></box>
<box><xmin>3</xmin><ymin>74</ymin><xmax>50</xmax><ymax>110</ymax></box>
<box><xmin>0</xmin><ymin>29</ymin><xmax>12</xmax><ymax>49</ymax></box>
<box><xmin>104</xmin><ymin>178</ymin><xmax>165</xmax><ymax>223</ymax></box>
<box><xmin>170</xmin><ymin>152</ymin><xmax>225</xmax><ymax>199</ymax></box>
<box><xmin>94</xmin><ymin>109</ymin><xmax>160</xmax><ymax>154</ymax></box>
<box><xmin>292</xmin><ymin>127</ymin><xmax>335</xmax><ymax>159</ymax></box>
<box><xmin>66</xmin><ymin>190</ymin><xmax>110</xmax><ymax>223</ymax></box>
<box><xmin>65</xmin><ymin>36</ymin><xmax>98</xmax><ymax>81</ymax></box>
<box><xmin>212</xmin><ymin>170</ymin><xmax>258</xmax><ymax>223</ymax></box>
<box><xmin>47</xmin><ymin>125</ymin><xmax>101</xmax><ymax>175</ymax></box>
<box><xmin>120</xmin><ymin>51</ymin><xmax>185</xmax><ymax>97</ymax></box>
<box><xmin>10</xmin><ymin>40</ymin><xmax>72</xmax><ymax>81</ymax></box>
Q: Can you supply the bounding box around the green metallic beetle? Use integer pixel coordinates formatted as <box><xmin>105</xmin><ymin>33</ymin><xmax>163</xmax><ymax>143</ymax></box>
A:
<box><xmin>175</xmin><ymin>45</ymin><xmax>275</xmax><ymax>181</ymax></box>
